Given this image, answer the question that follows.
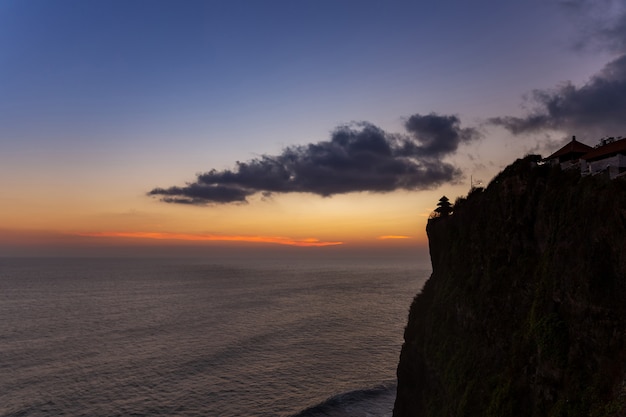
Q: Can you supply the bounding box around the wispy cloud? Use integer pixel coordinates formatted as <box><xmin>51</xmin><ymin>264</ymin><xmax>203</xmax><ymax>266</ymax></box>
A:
<box><xmin>77</xmin><ymin>231</ymin><xmax>343</xmax><ymax>247</ymax></box>
<box><xmin>557</xmin><ymin>0</ymin><xmax>626</xmax><ymax>53</ymax></box>
<box><xmin>377</xmin><ymin>235</ymin><xmax>412</xmax><ymax>240</ymax></box>
<box><xmin>149</xmin><ymin>113</ymin><xmax>479</xmax><ymax>205</ymax></box>
<box><xmin>489</xmin><ymin>1</ymin><xmax>626</xmax><ymax>141</ymax></box>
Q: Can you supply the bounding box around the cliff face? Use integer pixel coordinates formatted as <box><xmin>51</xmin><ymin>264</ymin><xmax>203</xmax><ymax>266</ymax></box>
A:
<box><xmin>394</xmin><ymin>156</ymin><xmax>626</xmax><ymax>417</ymax></box>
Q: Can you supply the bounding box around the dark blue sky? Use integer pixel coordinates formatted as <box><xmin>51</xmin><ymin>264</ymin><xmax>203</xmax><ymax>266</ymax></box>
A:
<box><xmin>1</xmin><ymin>0</ymin><xmax>598</xmax><ymax>152</ymax></box>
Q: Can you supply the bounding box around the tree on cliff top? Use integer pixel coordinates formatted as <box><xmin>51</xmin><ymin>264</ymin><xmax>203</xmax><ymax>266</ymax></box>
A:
<box><xmin>434</xmin><ymin>196</ymin><xmax>452</xmax><ymax>217</ymax></box>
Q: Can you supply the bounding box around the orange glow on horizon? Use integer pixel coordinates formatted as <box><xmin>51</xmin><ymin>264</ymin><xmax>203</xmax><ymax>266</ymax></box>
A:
<box><xmin>377</xmin><ymin>235</ymin><xmax>412</xmax><ymax>240</ymax></box>
<box><xmin>76</xmin><ymin>231</ymin><xmax>343</xmax><ymax>247</ymax></box>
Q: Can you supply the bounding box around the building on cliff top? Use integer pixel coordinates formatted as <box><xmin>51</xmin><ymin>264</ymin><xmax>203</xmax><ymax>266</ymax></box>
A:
<box><xmin>544</xmin><ymin>136</ymin><xmax>593</xmax><ymax>170</ymax></box>
<box><xmin>544</xmin><ymin>136</ymin><xmax>626</xmax><ymax>179</ymax></box>
<box><xmin>581</xmin><ymin>137</ymin><xmax>626</xmax><ymax>178</ymax></box>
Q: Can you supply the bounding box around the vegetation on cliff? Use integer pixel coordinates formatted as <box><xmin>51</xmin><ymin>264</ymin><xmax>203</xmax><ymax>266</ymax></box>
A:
<box><xmin>394</xmin><ymin>156</ymin><xmax>626</xmax><ymax>417</ymax></box>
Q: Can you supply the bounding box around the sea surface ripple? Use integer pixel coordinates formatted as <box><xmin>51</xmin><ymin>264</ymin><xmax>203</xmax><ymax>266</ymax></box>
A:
<box><xmin>0</xmin><ymin>257</ymin><xmax>429</xmax><ymax>417</ymax></box>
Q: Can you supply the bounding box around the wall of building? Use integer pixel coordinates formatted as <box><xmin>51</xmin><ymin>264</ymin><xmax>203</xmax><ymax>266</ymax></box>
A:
<box><xmin>584</xmin><ymin>154</ymin><xmax>626</xmax><ymax>178</ymax></box>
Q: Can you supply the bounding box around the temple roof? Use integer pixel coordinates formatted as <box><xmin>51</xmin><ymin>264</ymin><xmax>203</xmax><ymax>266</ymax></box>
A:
<box><xmin>545</xmin><ymin>137</ymin><xmax>593</xmax><ymax>161</ymax></box>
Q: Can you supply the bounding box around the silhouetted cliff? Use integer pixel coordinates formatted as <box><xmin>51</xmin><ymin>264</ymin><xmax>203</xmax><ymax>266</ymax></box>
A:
<box><xmin>394</xmin><ymin>156</ymin><xmax>626</xmax><ymax>417</ymax></box>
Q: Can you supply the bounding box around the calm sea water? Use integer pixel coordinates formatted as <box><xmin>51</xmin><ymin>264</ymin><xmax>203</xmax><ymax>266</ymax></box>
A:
<box><xmin>0</xmin><ymin>257</ymin><xmax>429</xmax><ymax>417</ymax></box>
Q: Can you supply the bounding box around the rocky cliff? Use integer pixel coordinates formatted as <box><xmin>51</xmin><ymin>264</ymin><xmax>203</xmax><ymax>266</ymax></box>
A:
<box><xmin>394</xmin><ymin>156</ymin><xmax>626</xmax><ymax>417</ymax></box>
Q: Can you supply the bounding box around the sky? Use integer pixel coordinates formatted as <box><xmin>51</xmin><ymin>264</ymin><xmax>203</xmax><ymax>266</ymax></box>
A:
<box><xmin>1</xmin><ymin>0</ymin><xmax>625</xmax><ymax>258</ymax></box>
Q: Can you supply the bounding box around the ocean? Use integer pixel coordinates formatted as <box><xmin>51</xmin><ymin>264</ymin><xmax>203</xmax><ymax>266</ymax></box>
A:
<box><xmin>0</xmin><ymin>257</ymin><xmax>430</xmax><ymax>417</ymax></box>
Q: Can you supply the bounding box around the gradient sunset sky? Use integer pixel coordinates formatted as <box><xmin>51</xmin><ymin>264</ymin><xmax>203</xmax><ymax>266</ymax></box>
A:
<box><xmin>1</xmin><ymin>0</ymin><xmax>625</xmax><ymax>257</ymax></box>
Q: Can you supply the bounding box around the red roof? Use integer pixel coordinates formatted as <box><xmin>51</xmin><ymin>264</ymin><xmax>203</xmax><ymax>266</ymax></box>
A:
<box><xmin>581</xmin><ymin>137</ymin><xmax>626</xmax><ymax>161</ymax></box>
<box><xmin>545</xmin><ymin>138</ymin><xmax>593</xmax><ymax>160</ymax></box>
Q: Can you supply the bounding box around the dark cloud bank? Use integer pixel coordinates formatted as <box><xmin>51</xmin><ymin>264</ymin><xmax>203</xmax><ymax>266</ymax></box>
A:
<box><xmin>490</xmin><ymin>54</ymin><xmax>626</xmax><ymax>138</ymax></box>
<box><xmin>149</xmin><ymin>113</ymin><xmax>479</xmax><ymax>205</ymax></box>
<box><xmin>491</xmin><ymin>0</ymin><xmax>626</xmax><ymax>139</ymax></box>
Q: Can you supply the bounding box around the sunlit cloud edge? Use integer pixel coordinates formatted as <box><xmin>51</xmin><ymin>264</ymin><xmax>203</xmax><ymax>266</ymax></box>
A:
<box><xmin>77</xmin><ymin>231</ymin><xmax>343</xmax><ymax>247</ymax></box>
<box><xmin>377</xmin><ymin>235</ymin><xmax>412</xmax><ymax>240</ymax></box>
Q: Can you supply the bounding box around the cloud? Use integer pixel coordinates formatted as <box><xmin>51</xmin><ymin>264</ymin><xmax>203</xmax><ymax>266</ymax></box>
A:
<box><xmin>78</xmin><ymin>231</ymin><xmax>343</xmax><ymax>247</ymax></box>
<box><xmin>149</xmin><ymin>113</ymin><xmax>479</xmax><ymax>205</ymax></box>
<box><xmin>557</xmin><ymin>0</ymin><xmax>626</xmax><ymax>53</ymax></box>
<box><xmin>377</xmin><ymin>235</ymin><xmax>412</xmax><ymax>240</ymax></box>
<box><xmin>487</xmin><ymin>1</ymin><xmax>626</xmax><ymax>140</ymax></box>
<box><xmin>489</xmin><ymin>54</ymin><xmax>626</xmax><ymax>138</ymax></box>
<box><xmin>149</xmin><ymin>184</ymin><xmax>252</xmax><ymax>204</ymax></box>
<box><xmin>404</xmin><ymin>113</ymin><xmax>479</xmax><ymax>157</ymax></box>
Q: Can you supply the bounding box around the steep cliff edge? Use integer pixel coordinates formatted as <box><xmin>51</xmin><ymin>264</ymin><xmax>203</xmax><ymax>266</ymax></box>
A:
<box><xmin>394</xmin><ymin>156</ymin><xmax>626</xmax><ymax>417</ymax></box>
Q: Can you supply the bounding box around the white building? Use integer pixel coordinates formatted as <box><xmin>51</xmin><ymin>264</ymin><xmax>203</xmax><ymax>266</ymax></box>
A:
<box><xmin>545</xmin><ymin>136</ymin><xmax>626</xmax><ymax>179</ymax></box>
<box><xmin>581</xmin><ymin>137</ymin><xmax>626</xmax><ymax>179</ymax></box>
